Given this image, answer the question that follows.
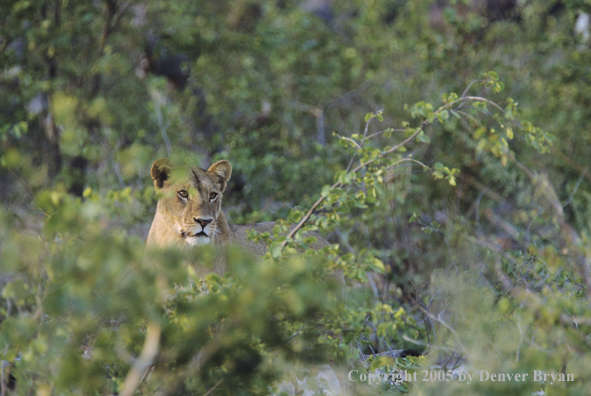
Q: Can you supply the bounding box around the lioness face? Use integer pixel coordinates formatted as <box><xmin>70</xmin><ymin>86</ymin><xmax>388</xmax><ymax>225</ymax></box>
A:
<box><xmin>150</xmin><ymin>159</ymin><xmax>232</xmax><ymax>246</ymax></box>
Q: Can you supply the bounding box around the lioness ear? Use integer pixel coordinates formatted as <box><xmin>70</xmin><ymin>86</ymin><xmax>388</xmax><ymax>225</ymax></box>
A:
<box><xmin>207</xmin><ymin>160</ymin><xmax>232</xmax><ymax>192</ymax></box>
<box><xmin>151</xmin><ymin>158</ymin><xmax>174</xmax><ymax>189</ymax></box>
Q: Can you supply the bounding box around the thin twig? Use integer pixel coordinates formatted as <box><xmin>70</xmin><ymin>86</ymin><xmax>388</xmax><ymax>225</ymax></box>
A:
<box><xmin>203</xmin><ymin>380</ymin><xmax>223</xmax><ymax>396</ymax></box>
<box><xmin>455</xmin><ymin>110</ymin><xmax>480</xmax><ymax>126</ymax></box>
<box><xmin>335</xmin><ymin>134</ymin><xmax>361</xmax><ymax>149</ymax></box>
<box><xmin>504</xmin><ymin>270</ymin><xmax>531</xmax><ymax>297</ymax></box>
<box><xmin>366</xmin><ymin>128</ymin><xmax>406</xmax><ymax>140</ymax></box>
<box><xmin>120</xmin><ymin>322</ymin><xmax>161</xmax><ymax>396</ymax></box>
<box><xmin>7</xmin><ymin>168</ymin><xmax>50</xmax><ymax>217</ymax></box>
<box><xmin>154</xmin><ymin>102</ymin><xmax>172</xmax><ymax>156</ymax></box>
<box><xmin>360</xmin><ymin>332</ymin><xmax>378</xmax><ymax>356</ymax></box>
<box><xmin>461</xmin><ymin>80</ymin><xmax>481</xmax><ymax>98</ymax></box>
<box><xmin>345</xmin><ymin>117</ymin><xmax>372</xmax><ymax>172</ymax></box>
<box><xmin>355</xmin><ymin>336</ymin><xmax>369</xmax><ymax>368</ymax></box>
<box><xmin>349</xmin><ymin>119</ymin><xmax>430</xmax><ymax>174</ymax></box>
<box><xmin>428</xmin><ymin>268</ymin><xmax>458</xmax><ymax>308</ymax></box>
<box><xmin>408</xmin><ymin>280</ymin><xmax>435</xmax><ymax>345</ymax></box>
<box><xmin>427</xmin><ymin>311</ymin><xmax>466</xmax><ymax>353</ymax></box>
<box><xmin>562</xmin><ymin>168</ymin><xmax>587</xmax><ymax>207</ymax></box>
<box><xmin>452</xmin><ymin>96</ymin><xmax>505</xmax><ymax>113</ymax></box>
<box><xmin>384</xmin><ymin>158</ymin><xmax>429</xmax><ymax>173</ymax></box>
<box><xmin>365</xmin><ymin>318</ymin><xmax>397</xmax><ymax>358</ymax></box>
<box><xmin>409</xmin><ymin>297</ymin><xmax>436</xmax><ymax>342</ymax></box>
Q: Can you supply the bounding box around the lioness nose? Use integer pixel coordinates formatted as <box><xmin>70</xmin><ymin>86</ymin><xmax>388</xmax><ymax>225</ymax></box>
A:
<box><xmin>194</xmin><ymin>218</ymin><xmax>212</xmax><ymax>228</ymax></box>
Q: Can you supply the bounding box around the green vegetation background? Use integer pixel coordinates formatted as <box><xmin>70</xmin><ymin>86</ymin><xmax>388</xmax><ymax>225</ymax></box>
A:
<box><xmin>1</xmin><ymin>0</ymin><xmax>591</xmax><ymax>395</ymax></box>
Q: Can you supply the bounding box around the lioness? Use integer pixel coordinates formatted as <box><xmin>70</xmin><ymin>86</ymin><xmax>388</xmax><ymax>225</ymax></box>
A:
<box><xmin>146</xmin><ymin>158</ymin><xmax>328</xmax><ymax>274</ymax></box>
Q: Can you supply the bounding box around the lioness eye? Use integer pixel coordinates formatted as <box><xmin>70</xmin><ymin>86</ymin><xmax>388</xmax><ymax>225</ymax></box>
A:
<box><xmin>178</xmin><ymin>190</ymin><xmax>188</xmax><ymax>198</ymax></box>
<box><xmin>209</xmin><ymin>192</ymin><xmax>218</xmax><ymax>200</ymax></box>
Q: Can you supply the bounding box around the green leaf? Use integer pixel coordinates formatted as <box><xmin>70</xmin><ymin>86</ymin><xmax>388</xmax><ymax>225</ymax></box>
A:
<box><xmin>506</xmin><ymin>127</ymin><xmax>514</xmax><ymax>140</ymax></box>
<box><xmin>416</xmin><ymin>131</ymin><xmax>430</xmax><ymax>144</ymax></box>
<box><xmin>337</xmin><ymin>171</ymin><xmax>352</xmax><ymax>184</ymax></box>
<box><xmin>270</xmin><ymin>243</ymin><xmax>282</xmax><ymax>259</ymax></box>
<box><xmin>437</xmin><ymin>109</ymin><xmax>449</xmax><ymax>122</ymax></box>
<box><xmin>371</xmin><ymin>258</ymin><xmax>385</xmax><ymax>273</ymax></box>
<box><xmin>303</xmin><ymin>236</ymin><xmax>318</xmax><ymax>245</ymax></box>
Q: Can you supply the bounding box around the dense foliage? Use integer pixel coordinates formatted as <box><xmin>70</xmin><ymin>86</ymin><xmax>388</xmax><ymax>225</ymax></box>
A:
<box><xmin>2</xmin><ymin>0</ymin><xmax>591</xmax><ymax>395</ymax></box>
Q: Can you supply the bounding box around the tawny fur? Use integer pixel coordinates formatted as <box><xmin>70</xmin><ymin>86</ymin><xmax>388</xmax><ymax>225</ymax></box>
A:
<box><xmin>146</xmin><ymin>159</ymin><xmax>328</xmax><ymax>275</ymax></box>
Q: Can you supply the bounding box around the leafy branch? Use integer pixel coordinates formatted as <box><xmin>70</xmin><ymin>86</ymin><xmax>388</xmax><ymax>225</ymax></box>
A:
<box><xmin>280</xmin><ymin>78</ymin><xmax>526</xmax><ymax>251</ymax></box>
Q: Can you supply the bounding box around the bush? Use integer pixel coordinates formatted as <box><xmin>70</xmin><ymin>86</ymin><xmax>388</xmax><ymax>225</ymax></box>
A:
<box><xmin>2</xmin><ymin>1</ymin><xmax>591</xmax><ymax>394</ymax></box>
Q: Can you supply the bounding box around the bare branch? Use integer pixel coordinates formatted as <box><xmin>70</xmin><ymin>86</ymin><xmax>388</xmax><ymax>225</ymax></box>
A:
<box><xmin>334</xmin><ymin>133</ymin><xmax>361</xmax><ymax>149</ymax></box>
<box><xmin>455</xmin><ymin>110</ymin><xmax>480</xmax><ymax>126</ymax></box>
<box><xmin>366</xmin><ymin>128</ymin><xmax>406</xmax><ymax>140</ymax></box>
<box><xmin>345</xmin><ymin>117</ymin><xmax>372</xmax><ymax>172</ymax></box>
<box><xmin>461</xmin><ymin>80</ymin><xmax>481</xmax><ymax>98</ymax></box>
<box><xmin>427</xmin><ymin>311</ymin><xmax>466</xmax><ymax>353</ymax></box>
<box><xmin>120</xmin><ymin>322</ymin><xmax>161</xmax><ymax>396</ymax></box>
<box><xmin>203</xmin><ymin>380</ymin><xmax>224</xmax><ymax>396</ymax></box>
<box><xmin>454</xmin><ymin>96</ymin><xmax>505</xmax><ymax>113</ymax></box>
<box><xmin>408</xmin><ymin>290</ymin><xmax>435</xmax><ymax>344</ymax></box>
<box><xmin>384</xmin><ymin>157</ymin><xmax>429</xmax><ymax>173</ymax></box>
<box><xmin>504</xmin><ymin>270</ymin><xmax>531</xmax><ymax>297</ymax></box>
<box><xmin>562</xmin><ymin>168</ymin><xmax>587</xmax><ymax>207</ymax></box>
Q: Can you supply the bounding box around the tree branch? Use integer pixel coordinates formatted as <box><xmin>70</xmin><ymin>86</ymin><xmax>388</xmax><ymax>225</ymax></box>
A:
<box><xmin>280</xmin><ymin>95</ymin><xmax>504</xmax><ymax>250</ymax></box>
<box><xmin>120</xmin><ymin>322</ymin><xmax>161</xmax><ymax>396</ymax></box>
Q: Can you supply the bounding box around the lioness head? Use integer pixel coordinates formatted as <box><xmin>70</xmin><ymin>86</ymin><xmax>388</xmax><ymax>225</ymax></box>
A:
<box><xmin>148</xmin><ymin>158</ymin><xmax>232</xmax><ymax>247</ymax></box>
